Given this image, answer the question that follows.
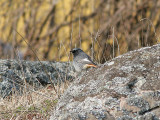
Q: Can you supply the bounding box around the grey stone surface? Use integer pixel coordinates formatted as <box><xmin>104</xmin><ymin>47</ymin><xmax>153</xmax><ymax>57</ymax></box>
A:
<box><xmin>0</xmin><ymin>60</ymin><xmax>75</xmax><ymax>98</ymax></box>
<box><xmin>50</xmin><ymin>44</ymin><xmax>160</xmax><ymax>120</ymax></box>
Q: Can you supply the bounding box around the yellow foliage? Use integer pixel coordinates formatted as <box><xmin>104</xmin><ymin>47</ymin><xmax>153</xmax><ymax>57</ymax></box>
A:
<box><xmin>0</xmin><ymin>0</ymin><xmax>159</xmax><ymax>62</ymax></box>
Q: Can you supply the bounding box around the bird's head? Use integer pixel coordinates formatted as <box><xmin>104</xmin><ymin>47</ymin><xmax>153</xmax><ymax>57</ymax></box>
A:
<box><xmin>70</xmin><ymin>48</ymin><xmax>83</xmax><ymax>56</ymax></box>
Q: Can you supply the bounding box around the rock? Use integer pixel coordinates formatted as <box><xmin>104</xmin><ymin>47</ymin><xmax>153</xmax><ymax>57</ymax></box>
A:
<box><xmin>50</xmin><ymin>44</ymin><xmax>160</xmax><ymax>120</ymax></box>
<box><xmin>0</xmin><ymin>60</ymin><xmax>75</xmax><ymax>98</ymax></box>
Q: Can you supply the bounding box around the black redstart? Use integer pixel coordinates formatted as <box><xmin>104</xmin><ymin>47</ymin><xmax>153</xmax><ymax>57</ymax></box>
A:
<box><xmin>70</xmin><ymin>48</ymin><xmax>97</xmax><ymax>72</ymax></box>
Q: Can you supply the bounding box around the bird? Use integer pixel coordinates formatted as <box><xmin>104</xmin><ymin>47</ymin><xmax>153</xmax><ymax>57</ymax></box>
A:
<box><xmin>70</xmin><ymin>48</ymin><xmax>97</xmax><ymax>72</ymax></box>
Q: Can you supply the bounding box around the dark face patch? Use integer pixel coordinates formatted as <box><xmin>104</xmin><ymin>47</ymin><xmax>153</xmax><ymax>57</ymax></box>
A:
<box><xmin>70</xmin><ymin>48</ymin><xmax>83</xmax><ymax>56</ymax></box>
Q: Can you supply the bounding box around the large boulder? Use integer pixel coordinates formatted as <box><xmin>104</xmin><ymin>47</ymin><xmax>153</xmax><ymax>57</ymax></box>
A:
<box><xmin>0</xmin><ymin>60</ymin><xmax>74</xmax><ymax>98</ymax></box>
<box><xmin>50</xmin><ymin>44</ymin><xmax>160</xmax><ymax>120</ymax></box>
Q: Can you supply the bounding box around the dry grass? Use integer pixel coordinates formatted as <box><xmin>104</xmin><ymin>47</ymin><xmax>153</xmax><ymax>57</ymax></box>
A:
<box><xmin>0</xmin><ymin>3</ymin><xmax>159</xmax><ymax>118</ymax></box>
<box><xmin>0</xmin><ymin>82</ymin><xmax>69</xmax><ymax>120</ymax></box>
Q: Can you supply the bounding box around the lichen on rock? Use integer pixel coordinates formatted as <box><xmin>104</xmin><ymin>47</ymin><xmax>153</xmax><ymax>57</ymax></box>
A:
<box><xmin>50</xmin><ymin>44</ymin><xmax>160</xmax><ymax>120</ymax></box>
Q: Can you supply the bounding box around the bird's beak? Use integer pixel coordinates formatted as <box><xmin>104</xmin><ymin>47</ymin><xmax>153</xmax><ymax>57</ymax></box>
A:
<box><xmin>70</xmin><ymin>50</ymin><xmax>73</xmax><ymax>52</ymax></box>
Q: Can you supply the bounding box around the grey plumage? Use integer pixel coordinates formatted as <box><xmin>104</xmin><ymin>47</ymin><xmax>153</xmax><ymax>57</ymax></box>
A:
<box><xmin>70</xmin><ymin>48</ymin><xmax>97</xmax><ymax>72</ymax></box>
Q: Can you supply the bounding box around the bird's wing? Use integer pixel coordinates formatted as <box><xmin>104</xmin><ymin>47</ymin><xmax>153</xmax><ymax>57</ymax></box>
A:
<box><xmin>75</xmin><ymin>54</ymin><xmax>97</xmax><ymax>65</ymax></box>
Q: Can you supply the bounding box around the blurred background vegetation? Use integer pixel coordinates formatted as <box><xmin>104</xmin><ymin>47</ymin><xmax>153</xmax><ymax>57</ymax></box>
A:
<box><xmin>0</xmin><ymin>0</ymin><xmax>160</xmax><ymax>63</ymax></box>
